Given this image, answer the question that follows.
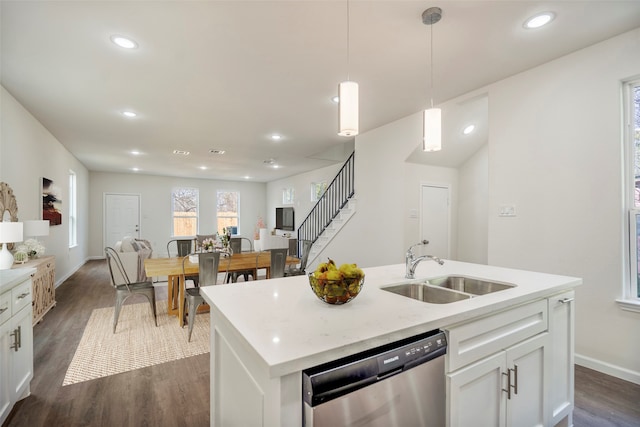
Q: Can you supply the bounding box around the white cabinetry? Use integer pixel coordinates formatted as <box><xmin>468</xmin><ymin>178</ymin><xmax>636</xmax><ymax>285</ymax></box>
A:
<box><xmin>0</xmin><ymin>274</ymin><xmax>34</xmax><ymax>425</ymax></box>
<box><xmin>548</xmin><ymin>290</ymin><xmax>575</xmax><ymax>426</ymax></box>
<box><xmin>446</xmin><ymin>300</ymin><xmax>549</xmax><ymax>427</ymax></box>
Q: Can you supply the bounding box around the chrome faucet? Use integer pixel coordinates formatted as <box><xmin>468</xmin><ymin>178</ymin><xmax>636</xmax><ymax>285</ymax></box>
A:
<box><xmin>405</xmin><ymin>240</ymin><xmax>444</xmax><ymax>279</ymax></box>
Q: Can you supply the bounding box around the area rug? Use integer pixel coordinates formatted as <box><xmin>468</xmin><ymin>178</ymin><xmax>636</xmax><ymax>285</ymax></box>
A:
<box><xmin>62</xmin><ymin>301</ymin><xmax>209</xmax><ymax>386</ymax></box>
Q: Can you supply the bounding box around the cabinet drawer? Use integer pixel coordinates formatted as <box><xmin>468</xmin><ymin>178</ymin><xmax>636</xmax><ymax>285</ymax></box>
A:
<box><xmin>0</xmin><ymin>290</ymin><xmax>10</xmax><ymax>325</ymax></box>
<box><xmin>11</xmin><ymin>279</ymin><xmax>32</xmax><ymax>314</ymax></box>
<box><xmin>445</xmin><ymin>299</ymin><xmax>548</xmax><ymax>372</ymax></box>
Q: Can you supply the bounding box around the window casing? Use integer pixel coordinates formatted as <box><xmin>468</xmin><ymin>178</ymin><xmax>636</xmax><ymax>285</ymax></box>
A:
<box><xmin>68</xmin><ymin>170</ymin><xmax>77</xmax><ymax>247</ymax></box>
<box><xmin>217</xmin><ymin>191</ymin><xmax>239</xmax><ymax>235</ymax></box>
<box><xmin>172</xmin><ymin>188</ymin><xmax>198</xmax><ymax>237</ymax></box>
<box><xmin>624</xmin><ymin>79</ymin><xmax>640</xmax><ymax>308</ymax></box>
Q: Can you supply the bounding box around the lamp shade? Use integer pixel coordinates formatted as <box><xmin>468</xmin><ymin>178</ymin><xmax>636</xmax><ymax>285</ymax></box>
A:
<box><xmin>423</xmin><ymin>107</ymin><xmax>442</xmax><ymax>152</ymax></box>
<box><xmin>0</xmin><ymin>221</ymin><xmax>23</xmax><ymax>244</ymax></box>
<box><xmin>338</xmin><ymin>81</ymin><xmax>359</xmax><ymax>137</ymax></box>
<box><xmin>24</xmin><ymin>220</ymin><xmax>50</xmax><ymax>237</ymax></box>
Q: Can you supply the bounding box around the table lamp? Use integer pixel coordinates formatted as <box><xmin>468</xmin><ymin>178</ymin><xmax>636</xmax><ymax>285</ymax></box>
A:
<box><xmin>0</xmin><ymin>222</ymin><xmax>24</xmax><ymax>270</ymax></box>
<box><xmin>24</xmin><ymin>220</ymin><xmax>50</xmax><ymax>241</ymax></box>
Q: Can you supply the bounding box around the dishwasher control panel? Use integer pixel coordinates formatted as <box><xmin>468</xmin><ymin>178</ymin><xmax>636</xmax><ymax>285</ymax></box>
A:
<box><xmin>376</xmin><ymin>331</ymin><xmax>447</xmax><ymax>375</ymax></box>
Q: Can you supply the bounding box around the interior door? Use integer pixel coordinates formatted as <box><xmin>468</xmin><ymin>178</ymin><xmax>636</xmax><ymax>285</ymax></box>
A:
<box><xmin>420</xmin><ymin>185</ymin><xmax>450</xmax><ymax>259</ymax></box>
<box><xmin>104</xmin><ymin>193</ymin><xmax>140</xmax><ymax>249</ymax></box>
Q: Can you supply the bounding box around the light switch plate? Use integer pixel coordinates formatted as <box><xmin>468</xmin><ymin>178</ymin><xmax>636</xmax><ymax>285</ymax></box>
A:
<box><xmin>499</xmin><ymin>205</ymin><xmax>516</xmax><ymax>217</ymax></box>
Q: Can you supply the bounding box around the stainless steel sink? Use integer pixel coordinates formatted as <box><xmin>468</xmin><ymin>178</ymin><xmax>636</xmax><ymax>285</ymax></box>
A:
<box><xmin>428</xmin><ymin>276</ymin><xmax>515</xmax><ymax>295</ymax></box>
<box><xmin>382</xmin><ymin>283</ymin><xmax>471</xmax><ymax>304</ymax></box>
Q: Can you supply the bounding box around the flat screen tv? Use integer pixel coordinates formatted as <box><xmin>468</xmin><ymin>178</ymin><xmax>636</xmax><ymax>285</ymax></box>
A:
<box><xmin>276</xmin><ymin>207</ymin><xmax>295</xmax><ymax>231</ymax></box>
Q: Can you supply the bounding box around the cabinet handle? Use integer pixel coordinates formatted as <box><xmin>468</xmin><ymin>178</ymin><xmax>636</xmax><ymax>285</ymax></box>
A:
<box><xmin>502</xmin><ymin>370</ymin><xmax>512</xmax><ymax>400</ymax></box>
<box><xmin>17</xmin><ymin>292</ymin><xmax>30</xmax><ymax>300</ymax></box>
<box><xmin>559</xmin><ymin>297</ymin><xmax>574</xmax><ymax>304</ymax></box>
<box><xmin>511</xmin><ymin>365</ymin><xmax>518</xmax><ymax>395</ymax></box>
<box><xmin>9</xmin><ymin>326</ymin><xmax>21</xmax><ymax>351</ymax></box>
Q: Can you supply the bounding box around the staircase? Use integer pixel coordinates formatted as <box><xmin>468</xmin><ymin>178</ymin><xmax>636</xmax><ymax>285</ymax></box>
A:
<box><xmin>297</xmin><ymin>152</ymin><xmax>356</xmax><ymax>266</ymax></box>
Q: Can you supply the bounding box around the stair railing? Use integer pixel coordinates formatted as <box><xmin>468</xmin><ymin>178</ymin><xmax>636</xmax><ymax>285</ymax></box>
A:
<box><xmin>297</xmin><ymin>152</ymin><xmax>355</xmax><ymax>250</ymax></box>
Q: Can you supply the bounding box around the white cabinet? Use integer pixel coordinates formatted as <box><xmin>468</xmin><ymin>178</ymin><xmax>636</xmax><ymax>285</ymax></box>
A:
<box><xmin>0</xmin><ymin>275</ymin><xmax>34</xmax><ymax>425</ymax></box>
<box><xmin>446</xmin><ymin>293</ymin><xmax>575</xmax><ymax>427</ymax></box>
<box><xmin>548</xmin><ymin>290</ymin><xmax>575</xmax><ymax>426</ymax></box>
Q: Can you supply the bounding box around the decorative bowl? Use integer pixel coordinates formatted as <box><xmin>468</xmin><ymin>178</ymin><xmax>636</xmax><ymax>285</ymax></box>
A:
<box><xmin>308</xmin><ymin>272</ymin><xmax>365</xmax><ymax>305</ymax></box>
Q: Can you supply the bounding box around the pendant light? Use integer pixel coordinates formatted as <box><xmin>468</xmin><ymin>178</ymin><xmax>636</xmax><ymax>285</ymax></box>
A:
<box><xmin>338</xmin><ymin>0</ymin><xmax>358</xmax><ymax>137</ymax></box>
<box><xmin>422</xmin><ymin>7</ymin><xmax>442</xmax><ymax>152</ymax></box>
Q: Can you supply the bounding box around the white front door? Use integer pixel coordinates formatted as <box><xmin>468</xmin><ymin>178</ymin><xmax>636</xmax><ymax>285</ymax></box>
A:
<box><xmin>420</xmin><ymin>184</ymin><xmax>450</xmax><ymax>259</ymax></box>
<box><xmin>104</xmin><ymin>193</ymin><xmax>141</xmax><ymax>249</ymax></box>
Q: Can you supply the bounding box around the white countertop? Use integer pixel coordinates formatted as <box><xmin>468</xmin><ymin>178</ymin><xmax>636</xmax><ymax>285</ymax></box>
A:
<box><xmin>201</xmin><ymin>260</ymin><xmax>581</xmax><ymax>378</ymax></box>
<box><xmin>0</xmin><ymin>268</ymin><xmax>36</xmax><ymax>294</ymax></box>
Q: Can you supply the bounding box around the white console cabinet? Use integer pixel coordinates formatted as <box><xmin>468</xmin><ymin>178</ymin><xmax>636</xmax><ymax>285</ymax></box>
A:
<box><xmin>0</xmin><ymin>270</ymin><xmax>34</xmax><ymax>425</ymax></box>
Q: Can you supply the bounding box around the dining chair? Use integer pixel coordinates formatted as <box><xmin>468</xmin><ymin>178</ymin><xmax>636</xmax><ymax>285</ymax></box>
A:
<box><xmin>226</xmin><ymin>237</ymin><xmax>255</xmax><ymax>283</ymax></box>
<box><xmin>182</xmin><ymin>251</ymin><xmax>229</xmax><ymax>342</ymax></box>
<box><xmin>286</xmin><ymin>240</ymin><xmax>312</xmax><ymax>276</ymax></box>
<box><xmin>166</xmin><ymin>238</ymin><xmax>192</xmax><ymax>258</ymax></box>
<box><xmin>105</xmin><ymin>247</ymin><xmax>157</xmax><ymax>333</ymax></box>
<box><xmin>256</xmin><ymin>248</ymin><xmax>288</xmax><ymax>280</ymax></box>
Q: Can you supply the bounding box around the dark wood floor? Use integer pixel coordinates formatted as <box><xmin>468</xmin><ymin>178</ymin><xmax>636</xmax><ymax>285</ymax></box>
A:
<box><xmin>4</xmin><ymin>259</ymin><xmax>640</xmax><ymax>426</ymax></box>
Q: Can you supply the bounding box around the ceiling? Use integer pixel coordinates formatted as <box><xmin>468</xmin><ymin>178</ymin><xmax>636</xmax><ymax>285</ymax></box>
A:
<box><xmin>2</xmin><ymin>1</ymin><xmax>640</xmax><ymax>182</ymax></box>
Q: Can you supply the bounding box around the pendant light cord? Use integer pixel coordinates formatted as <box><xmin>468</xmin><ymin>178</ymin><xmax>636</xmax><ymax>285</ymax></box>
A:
<box><xmin>346</xmin><ymin>0</ymin><xmax>351</xmax><ymax>81</ymax></box>
<box><xmin>429</xmin><ymin>18</ymin><xmax>434</xmax><ymax>109</ymax></box>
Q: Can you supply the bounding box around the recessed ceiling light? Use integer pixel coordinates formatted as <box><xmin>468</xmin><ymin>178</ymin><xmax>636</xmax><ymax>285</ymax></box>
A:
<box><xmin>130</xmin><ymin>150</ymin><xmax>141</xmax><ymax>155</ymax></box>
<box><xmin>244</xmin><ymin>176</ymin><xmax>251</xmax><ymax>180</ymax></box>
<box><xmin>270</xmin><ymin>134</ymin><xmax>282</xmax><ymax>141</ymax></box>
<box><xmin>463</xmin><ymin>124</ymin><xmax>475</xmax><ymax>135</ymax></box>
<box><xmin>122</xmin><ymin>111</ymin><xmax>137</xmax><ymax>118</ymax></box>
<box><xmin>524</xmin><ymin>12</ymin><xmax>555</xmax><ymax>29</ymax></box>
<box><xmin>173</xmin><ymin>150</ymin><xmax>190</xmax><ymax>156</ymax></box>
<box><xmin>199</xmin><ymin>166</ymin><xmax>208</xmax><ymax>170</ymax></box>
<box><xmin>272</xmin><ymin>164</ymin><xmax>280</xmax><ymax>169</ymax></box>
<box><xmin>209</xmin><ymin>149</ymin><xmax>226</xmax><ymax>155</ymax></box>
<box><xmin>332</xmin><ymin>96</ymin><xmax>340</xmax><ymax>104</ymax></box>
<box><xmin>131</xmin><ymin>167</ymin><xmax>140</xmax><ymax>172</ymax></box>
<box><xmin>110</xmin><ymin>35</ymin><xmax>138</xmax><ymax>49</ymax></box>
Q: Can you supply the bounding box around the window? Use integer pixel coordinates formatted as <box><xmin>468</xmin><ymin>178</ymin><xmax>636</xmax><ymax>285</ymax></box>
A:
<box><xmin>282</xmin><ymin>188</ymin><xmax>294</xmax><ymax>205</ymax></box>
<box><xmin>172</xmin><ymin>188</ymin><xmax>198</xmax><ymax>236</ymax></box>
<box><xmin>217</xmin><ymin>191</ymin><xmax>239</xmax><ymax>234</ymax></box>
<box><xmin>624</xmin><ymin>79</ymin><xmax>640</xmax><ymax>307</ymax></box>
<box><xmin>68</xmin><ymin>170</ymin><xmax>77</xmax><ymax>247</ymax></box>
<box><xmin>311</xmin><ymin>181</ymin><xmax>327</xmax><ymax>202</ymax></box>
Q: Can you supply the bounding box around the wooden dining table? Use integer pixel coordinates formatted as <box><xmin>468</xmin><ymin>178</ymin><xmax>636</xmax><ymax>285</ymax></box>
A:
<box><xmin>144</xmin><ymin>251</ymin><xmax>299</xmax><ymax>327</ymax></box>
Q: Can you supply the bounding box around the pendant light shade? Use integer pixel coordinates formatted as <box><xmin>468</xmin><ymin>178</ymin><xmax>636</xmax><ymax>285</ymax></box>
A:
<box><xmin>338</xmin><ymin>80</ymin><xmax>359</xmax><ymax>137</ymax></box>
<box><xmin>423</xmin><ymin>107</ymin><xmax>441</xmax><ymax>152</ymax></box>
<box><xmin>422</xmin><ymin>7</ymin><xmax>442</xmax><ymax>152</ymax></box>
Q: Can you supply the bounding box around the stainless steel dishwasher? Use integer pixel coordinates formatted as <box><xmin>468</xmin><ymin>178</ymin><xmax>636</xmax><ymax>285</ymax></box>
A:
<box><xmin>302</xmin><ymin>329</ymin><xmax>447</xmax><ymax>427</ymax></box>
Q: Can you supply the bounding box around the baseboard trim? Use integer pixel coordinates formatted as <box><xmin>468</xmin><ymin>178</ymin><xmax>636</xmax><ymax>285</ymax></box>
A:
<box><xmin>575</xmin><ymin>353</ymin><xmax>640</xmax><ymax>385</ymax></box>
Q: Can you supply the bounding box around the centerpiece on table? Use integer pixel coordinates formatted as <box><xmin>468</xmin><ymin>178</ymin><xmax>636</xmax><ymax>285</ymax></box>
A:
<box><xmin>217</xmin><ymin>227</ymin><xmax>232</xmax><ymax>256</ymax></box>
<box><xmin>201</xmin><ymin>237</ymin><xmax>215</xmax><ymax>252</ymax></box>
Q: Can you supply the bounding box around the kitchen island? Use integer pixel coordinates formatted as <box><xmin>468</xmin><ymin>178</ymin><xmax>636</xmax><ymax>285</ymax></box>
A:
<box><xmin>200</xmin><ymin>260</ymin><xmax>581</xmax><ymax>427</ymax></box>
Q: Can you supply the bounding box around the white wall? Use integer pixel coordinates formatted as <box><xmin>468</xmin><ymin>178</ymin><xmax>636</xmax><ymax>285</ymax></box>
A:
<box><xmin>487</xmin><ymin>28</ymin><xmax>640</xmax><ymax>381</ymax></box>
<box><xmin>458</xmin><ymin>144</ymin><xmax>488</xmax><ymax>264</ymax></box>
<box><xmin>313</xmin><ymin>112</ymin><xmax>460</xmax><ymax>270</ymax></box>
<box><xmin>89</xmin><ymin>172</ymin><xmax>266</xmax><ymax>258</ymax></box>
<box><xmin>0</xmin><ymin>86</ymin><xmax>90</xmax><ymax>284</ymax></box>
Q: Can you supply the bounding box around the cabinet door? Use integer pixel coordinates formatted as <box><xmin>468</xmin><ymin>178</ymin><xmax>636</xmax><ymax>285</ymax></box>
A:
<box><xmin>447</xmin><ymin>351</ymin><xmax>506</xmax><ymax>427</ymax></box>
<box><xmin>0</xmin><ymin>321</ymin><xmax>11</xmax><ymax>424</ymax></box>
<box><xmin>548</xmin><ymin>291</ymin><xmax>574</xmax><ymax>426</ymax></box>
<box><xmin>9</xmin><ymin>306</ymin><xmax>33</xmax><ymax>401</ymax></box>
<box><xmin>506</xmin><ymin>333</ymin><xmax>549</xmax><ymax>427</ymax></box>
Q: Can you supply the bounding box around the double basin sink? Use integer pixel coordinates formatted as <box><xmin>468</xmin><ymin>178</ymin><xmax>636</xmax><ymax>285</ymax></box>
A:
<box><xmin>382</xmin><ymin>275</ymin><xmax>516</xmax><ymax>304</ymax></box>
